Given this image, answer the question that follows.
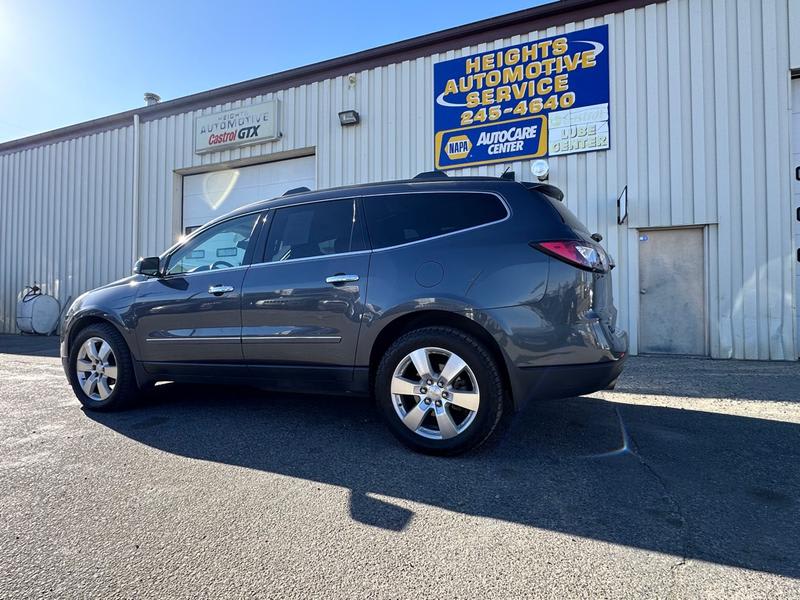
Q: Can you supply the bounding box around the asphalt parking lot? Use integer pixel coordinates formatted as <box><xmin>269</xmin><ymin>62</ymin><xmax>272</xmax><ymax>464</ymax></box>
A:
<box><xmin>1</xmin><ymin>335</ymin><xmax>799</xmax><ymax>598</ymax></box>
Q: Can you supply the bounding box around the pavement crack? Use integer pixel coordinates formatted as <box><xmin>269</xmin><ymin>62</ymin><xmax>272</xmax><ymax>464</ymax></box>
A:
<box><xmin>616</xmin><ymin>406</ymin><xmax>689</xmax><ymax>573</ymax></box>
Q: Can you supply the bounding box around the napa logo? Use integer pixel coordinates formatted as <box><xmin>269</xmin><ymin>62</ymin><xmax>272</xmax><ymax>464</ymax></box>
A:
<box><xmin>444</xmin><ymin>135</ymin><xmax>472</xmax><ymax>160</ymax></box>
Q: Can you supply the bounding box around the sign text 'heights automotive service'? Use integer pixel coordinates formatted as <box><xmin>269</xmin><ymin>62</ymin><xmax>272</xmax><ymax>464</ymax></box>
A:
<box><xmin>433</xmin><ymin>24</ymin><xmax>610</xmax><ymax>170</ymax></box>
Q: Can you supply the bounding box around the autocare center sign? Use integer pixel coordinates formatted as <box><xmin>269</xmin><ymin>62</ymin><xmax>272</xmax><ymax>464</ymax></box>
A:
<box><xmin>434</xmin><ymin>25</ymin><xmax>610</xmax><ymax>170</ymax></box>
<box><xmin>195</xmin><ymin>99</ymin><xmax>281</xmax><ymax>153</ymax></box>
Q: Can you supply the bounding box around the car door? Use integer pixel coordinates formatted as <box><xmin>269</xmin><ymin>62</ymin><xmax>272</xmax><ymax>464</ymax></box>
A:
<box><xmin>240</xmin><ymin>197</ymin><xmax>370</xmax><ymax>385</ymax></box>
<box><xmin>132</xmin><ymin>211</ymin><xmax>264</xmax><ymax>371</ymax></box>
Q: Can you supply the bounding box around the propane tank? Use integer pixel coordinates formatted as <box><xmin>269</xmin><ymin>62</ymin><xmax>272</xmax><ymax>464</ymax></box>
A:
<box><xmin>16</xmin><ymin>285</ymin><xmax>61</xmax><ymax>335</ymax></box>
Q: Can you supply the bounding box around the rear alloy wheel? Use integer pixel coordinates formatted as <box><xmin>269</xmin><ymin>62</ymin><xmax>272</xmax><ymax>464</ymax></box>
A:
<box><xmin>391</xmin><ymin>347</ymin><xmax>480</xmax><ymax>440</ymax></box>
<box><xmin>376</xmin><ymin>327</ymin><xmax>506</xmax><ymax>455</ymax></box>
<box><xmin>67</xmin><ymin>322</ymin><xmax>139</xmax><ymax>411</ymax></box>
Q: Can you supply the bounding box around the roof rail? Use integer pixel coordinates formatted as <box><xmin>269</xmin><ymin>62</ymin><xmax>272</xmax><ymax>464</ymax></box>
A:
<box><xmin>283</xmin><ymin>186</ymin><xmax>311</xmax><ymax>196</ymax></box>
<box><xmin>522</xmin><ymin>182</ymin><xmax>564</xmax><ymax>202</ymax></box>
<box><xmin>413</xmin><ymin>170</ymin><xmax>449</xmax><ymax>179</ymax></box>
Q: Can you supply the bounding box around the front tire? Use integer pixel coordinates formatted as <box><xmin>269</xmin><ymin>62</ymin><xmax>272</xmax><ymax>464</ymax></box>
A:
<box><xmin>67</xmin><ymin>322</ymin><xmax>139</xmax><ymax>411</ymax></box>
<box><xmin>375</xmin><ymin>326</ymin><xmax>506</xmax><ymax>455</ymax></box>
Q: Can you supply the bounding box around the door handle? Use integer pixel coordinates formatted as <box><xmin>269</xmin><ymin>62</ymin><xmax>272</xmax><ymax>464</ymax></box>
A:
<box><xmin>208</xmin><ymin>284</ymin><xmax>234</xmax><ymax>296</ymax></box>
<box><xmin>325</xmin><ymin>274</ymin><xmax>359</xmax><ymax>285</ymax></box>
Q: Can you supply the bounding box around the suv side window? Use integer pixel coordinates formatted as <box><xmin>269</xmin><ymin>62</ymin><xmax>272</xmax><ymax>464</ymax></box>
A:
<box><xmin>165</xmin><ymin>213</ymin><xmax>259</xmax><ymax>275</ymax></box>
<box><xmin>362</xmin><ymin>192</ymin><xmax>507</xmax><ymax>249</ymax></box>
<box><xmin>263</xmin><ymin>198</ymin><xmax>366</xmax><ymax>262</ymax></box>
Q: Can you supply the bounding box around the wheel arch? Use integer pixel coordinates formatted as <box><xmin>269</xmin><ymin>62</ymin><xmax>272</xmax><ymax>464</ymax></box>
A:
<box><xmin>368</xmin><ymin>310</ymin><xmax>513</xmax><ymax>406</ymax></box>
<box><xmin>65</xmin><ymin>312</ymin><xmax>152</xmax><ymax>389</ymax></box>
<box><xmin>67</xmin><ymin>314</ymin><xmax>125</xmax><ymax>353</ymax></box>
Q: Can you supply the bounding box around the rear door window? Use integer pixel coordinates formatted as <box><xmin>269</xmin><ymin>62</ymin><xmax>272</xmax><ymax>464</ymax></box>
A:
<box><xmin>263</xmin><ymin>198</ymin><xmax>366</xmax><ymax>262</ymax></box>
<box><xmin>362</xmin><ymin>192</ymin><xmax>507</xmax><ymax>249</ymax></box>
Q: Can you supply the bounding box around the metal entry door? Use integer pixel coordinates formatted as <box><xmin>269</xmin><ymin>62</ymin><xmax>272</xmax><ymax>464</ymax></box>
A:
<box><xmin>638</xmin><ymin>228</ymin><xmax>706</xmax><ymax>355</ymax></box>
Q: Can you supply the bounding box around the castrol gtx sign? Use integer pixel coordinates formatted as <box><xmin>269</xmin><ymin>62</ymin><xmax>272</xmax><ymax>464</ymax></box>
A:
<box><xmin>433</xmin><ymin>25</ymin><xmax>610</xmax><ymax>170</ymax></box>
<box><xmin>195</xmin><ymin>99</ymin><xmax>281</xmax><ymax>153</ymax></box>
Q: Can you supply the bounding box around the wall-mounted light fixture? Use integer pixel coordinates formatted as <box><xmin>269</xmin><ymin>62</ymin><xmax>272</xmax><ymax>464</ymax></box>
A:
<box><xmin>531</xmin><ymin>159</ymin><xmax>550</xmax><ymax>181</ymax></box>
<box><xmin>338</xmin><ymin>110</ymin><xmax>360</xmax><ymax>126</ymax></box>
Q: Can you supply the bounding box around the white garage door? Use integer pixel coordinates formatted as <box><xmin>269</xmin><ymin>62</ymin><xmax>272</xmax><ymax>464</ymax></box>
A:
<box><xmin>793</xmin><ymin>78</ymin><xmax>800</xmax><ymax>356</ymax></box>
<box><xmin>182</xmin><ymin>155</ymin><xmax>316</xmax><ymax>232</ymax></box>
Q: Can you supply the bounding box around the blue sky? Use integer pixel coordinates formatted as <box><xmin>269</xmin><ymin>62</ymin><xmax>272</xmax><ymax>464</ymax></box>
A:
<box><xmin>0</xmin><ymin>0</ymin><xmax>552</xmax><ymax>142</ymax></box>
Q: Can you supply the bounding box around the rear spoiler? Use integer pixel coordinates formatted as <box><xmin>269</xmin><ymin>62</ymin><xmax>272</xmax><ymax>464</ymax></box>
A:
<box><xmin>521</xmin><ymin>182</ymin><xmax>564</xmax><ymax>202</ymax></box>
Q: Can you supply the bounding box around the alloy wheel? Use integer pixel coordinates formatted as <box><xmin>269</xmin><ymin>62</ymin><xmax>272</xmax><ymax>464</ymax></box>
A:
<box><xmin>390</xmin><ymin>346</ymin><xmax>480</xmax><ymax>440</ymax></box>
<box><xmin>75</xmin><ymin>337</ymin><xmax>118</xmax><ymax>401</ymax></box>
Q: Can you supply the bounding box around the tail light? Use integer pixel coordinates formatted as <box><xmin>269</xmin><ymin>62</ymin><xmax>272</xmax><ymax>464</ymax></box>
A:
<box><xmin>531</xmin><ymin>240</ymin><xmax>610</xmax><ymax>273</ymax></box>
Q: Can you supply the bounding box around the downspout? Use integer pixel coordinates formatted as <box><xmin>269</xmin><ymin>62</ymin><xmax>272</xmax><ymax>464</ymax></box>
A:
<box><xmin>132</xmin><ymin>113</ymin><xmax>140</xmax><ymax>263</ymax></box>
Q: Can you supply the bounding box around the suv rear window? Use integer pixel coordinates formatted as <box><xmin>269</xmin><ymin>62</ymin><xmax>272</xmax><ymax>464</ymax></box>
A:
<box><xmin>363</xmin><ymin>192</ymin><xmax>507</xmax><ymax>249</ymax></box>
<box><xmin>543</xmin><ymin>196</ymin><xmax>590</xmax><ymax>235</ymax></box>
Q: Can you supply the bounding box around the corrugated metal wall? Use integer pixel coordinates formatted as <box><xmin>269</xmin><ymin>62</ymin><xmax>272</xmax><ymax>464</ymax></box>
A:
<box><xmin>0</xmin><ymin>128</ymin><xmax>135</xmax><ymax>334</ymax></box>
<box><xmin>0</xmin><ymin>0</ymin><xmax>795</xmax><ymax>360</ymax></box>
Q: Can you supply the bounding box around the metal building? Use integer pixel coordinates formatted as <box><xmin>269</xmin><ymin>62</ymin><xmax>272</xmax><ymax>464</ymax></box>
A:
<box><xmin>1</xmin><ymin>0</ymin><xmax>799</xmax><ymax>360</ymax></box>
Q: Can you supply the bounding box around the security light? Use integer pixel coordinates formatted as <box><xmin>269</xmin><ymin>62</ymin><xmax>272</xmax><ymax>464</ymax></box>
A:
<box><xmin>338</xmin><ymin>110</ymin><xmax>360</xmax><ymax>126</ymax></box>
<box><xmin>531</xmin><ymin>159</ymin><xmax>549</xmax><ymax>181</ymax></box>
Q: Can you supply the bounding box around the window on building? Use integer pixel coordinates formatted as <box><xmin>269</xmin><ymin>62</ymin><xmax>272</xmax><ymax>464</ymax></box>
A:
<box><xmin>264</xmin><ymin>198</ymin><xmax>365</xmax><ymax>262</ymax></box>
<box><xmin>362</xmin><ymin>192</ymin><xmax>507</xmax><ymax>249</ymax></box>
<box><xmin>166</xmin><ymin>213</ymin><xmax>259</xmax><ymax>275</ymax></box>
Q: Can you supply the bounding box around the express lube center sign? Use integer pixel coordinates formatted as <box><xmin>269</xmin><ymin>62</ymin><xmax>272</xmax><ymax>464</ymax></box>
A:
<box><xmin>433</xmin><ymin>25</ymin><xmax>610</xmax><ymax>170</ymax></box>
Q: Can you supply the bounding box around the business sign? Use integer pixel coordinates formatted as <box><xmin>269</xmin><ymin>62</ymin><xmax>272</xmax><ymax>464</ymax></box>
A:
<box><xmin>433</xmin><ymin>24</ymin><xmax>610</xmax><ymax>170</ymax></box>
<box><xmin>195</xmin><ymin>99</ymin><xmax>281</xmax><ymax>154</ymax></box>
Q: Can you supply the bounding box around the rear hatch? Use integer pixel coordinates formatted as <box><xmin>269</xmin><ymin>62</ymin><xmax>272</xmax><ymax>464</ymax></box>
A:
<box><xmin>525</xmin><ymin>183</ymin><xmax>624</xmax><ymax>350</ymax></box>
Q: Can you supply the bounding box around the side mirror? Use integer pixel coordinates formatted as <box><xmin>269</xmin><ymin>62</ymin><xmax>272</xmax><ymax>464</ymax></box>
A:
<box><xmin>133</xmin><ymin>256</ymin><xmax>162</xmax><ymax>277</ymax></box>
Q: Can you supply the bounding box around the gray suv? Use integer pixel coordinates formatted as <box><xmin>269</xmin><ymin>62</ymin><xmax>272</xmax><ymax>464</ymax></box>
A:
<box><xmin>61</xmin><ymin>173</ymin><xmax>627</xmax><ymax>454</ymax></box>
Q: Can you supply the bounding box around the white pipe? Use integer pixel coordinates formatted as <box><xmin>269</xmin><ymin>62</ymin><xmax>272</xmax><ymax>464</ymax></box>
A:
<box><xmin>132</xmin><ymin>113</ymin><xmax>140</xmax><ymax>262</ymax></box>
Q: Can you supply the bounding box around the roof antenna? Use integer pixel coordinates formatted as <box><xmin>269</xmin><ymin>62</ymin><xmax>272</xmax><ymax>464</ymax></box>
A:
<box><xmin>500</xmin><ymin>166</ymin><xmax>515</xmax><ymax>180</ymax></box>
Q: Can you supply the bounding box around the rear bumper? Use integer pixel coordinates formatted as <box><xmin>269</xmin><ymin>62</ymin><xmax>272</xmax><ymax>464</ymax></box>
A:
<box><xmin>511</xmin><ymin>353</ymin><xmax>627</xmax><ymax>406</ymax></box>
<box><xmin>479</xmin><ymin>304</ymin><xmax>628</xmax><ymax>408</ymax></box>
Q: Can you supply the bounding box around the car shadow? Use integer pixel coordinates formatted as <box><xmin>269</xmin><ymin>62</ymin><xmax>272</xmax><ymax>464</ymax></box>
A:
<box><xmin>0</xmin><ymin>334</ymin><xmax>60</xmax><ymax>357</ymax></box>
<box><xmin>85</xmin><ymin>383</ymin><xmax>800</xmax><ymax>579</ymax></box>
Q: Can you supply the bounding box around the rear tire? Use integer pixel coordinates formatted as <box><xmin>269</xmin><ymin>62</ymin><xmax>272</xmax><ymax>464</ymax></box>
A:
<box><xmin>67</xmin><ymin>322</ymin><xmax>140</xmax><ymax>411</ymax></box>
<box><xmin>375</xmin><ymin>326</ymin><xmax>506</xmax><ymax>455</ymax></box>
